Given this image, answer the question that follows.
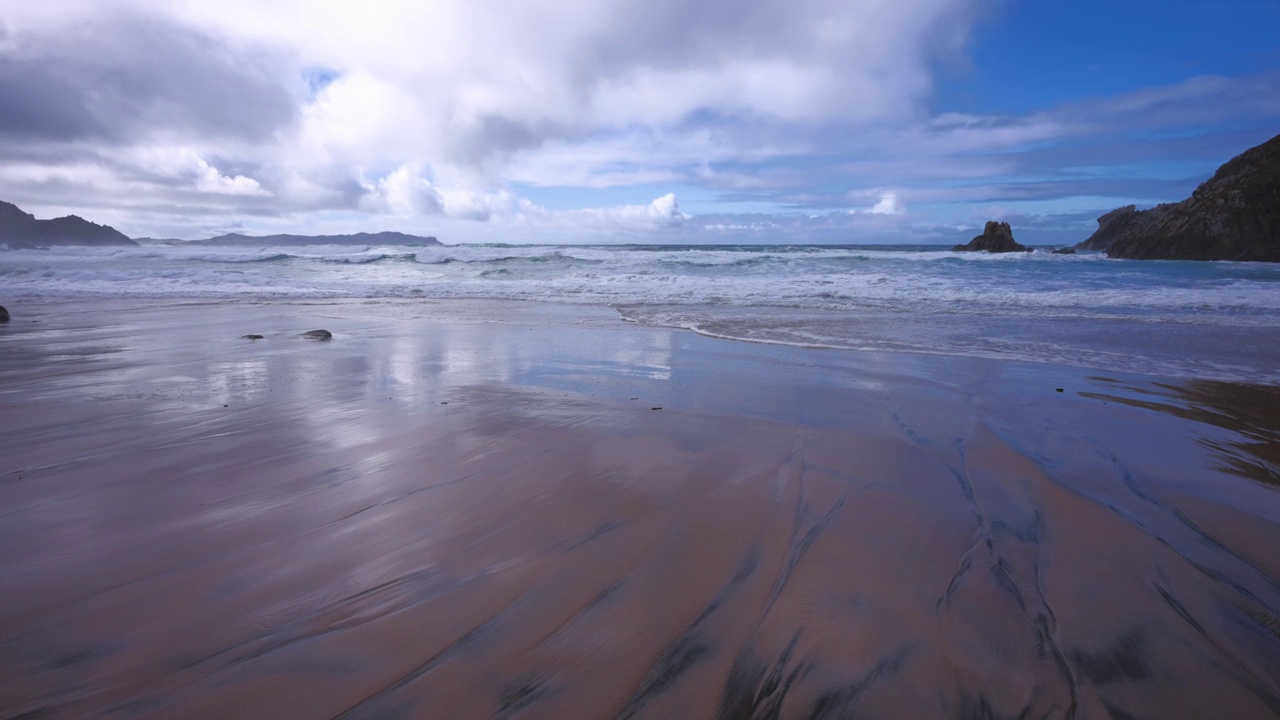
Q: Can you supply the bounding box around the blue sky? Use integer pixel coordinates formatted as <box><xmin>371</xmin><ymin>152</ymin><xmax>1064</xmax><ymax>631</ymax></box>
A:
<box><xmin>0</xmin><ymin>0</ymin><xmax>1276</xmax><ymax>243</ymax></box>
<box><xmin>942</xmin><ymin>1</ymin><xmax>1280</xmax><ymax>114</ymax></box>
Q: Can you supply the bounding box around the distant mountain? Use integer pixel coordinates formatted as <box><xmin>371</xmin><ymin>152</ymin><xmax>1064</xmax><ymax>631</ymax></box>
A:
<box><xmin>0</xmin><ymin>200</ymin><xmax>137</xmax><ymax>248</ymax></box>
<box><xmin>1076</xmin><ymin>133</ymin><xmax>1280</xmax><ymax>262</ymax></box>
<box><xmin>200</xmin><ymin>231</ymin><xmax>441</xmax><ymax>246</ymax></box>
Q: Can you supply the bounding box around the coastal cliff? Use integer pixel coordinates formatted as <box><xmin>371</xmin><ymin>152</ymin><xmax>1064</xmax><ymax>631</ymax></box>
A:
<box><xmin>1077</xmin><ymin>133</ymin><xmax>1280</xmax><ymax>261</ymax></box>
<box><xmin>0</xmin><ymin>200</ymin><xmax>137</xmax><ymax>248</ymax></box>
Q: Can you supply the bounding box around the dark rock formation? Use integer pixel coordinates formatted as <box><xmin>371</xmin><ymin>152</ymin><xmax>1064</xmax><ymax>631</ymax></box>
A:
<box><xmin>0</xmin><ymin>202</ymin><xmax>39</xmax><ymax>248</ymax></box>
<box><xmin>952</xmin><ymin>221</ymin><xmax>1029</xmax><ymax>253</ymax></box>
<box><xmin>203</xmin><ymin>231</ymin><xmax>441</xmax><ymax>246</ymax></box>
<box><xmin>1077</xmin><ymin>133</ymin><xmax>1280</xmax><ymax>261</ymax></box>
<box><xmin>0</xmin><ymin>305</ymin><xmax>9</xmax><ymax>322</ymax></box>
<box><xmin>242</xmin><ymin>334</ymin><xmax>264</xmax><ymax>340</ymax></box>
<box><xmin>38</xmin><ymin>215</ymin><xmax>135</xmax><ymax>246</ymax></box>
<box><xmin>1051</xmin><ymin>247</ymin><xmax>1076</xmax><ymax>255</ymax></box>
<box><xmin>0</xmin><ymin>200</ymin><xmax>137</xmax><ymax>247</ymax></box>
<box><xmin>300</xmin><ymin>330</ymin><xmax>332</xmax><ymax>340</ymax></box>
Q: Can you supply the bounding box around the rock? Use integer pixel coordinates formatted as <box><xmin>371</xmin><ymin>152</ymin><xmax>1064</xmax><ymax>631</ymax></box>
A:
<box><xmin>36</xmin><ymin>215</ymin><xmax>136</xmax><ymax>247</ymax></box>
<box><xmin>1076</xmin><ymin>133</ymin><xmax>1280</xmax><ymax>261</ymax></box>
<box><xmin>0</xmin><ymin>305</ymin><xmax>8</xmax><ymax>322</ymax></box>
<box><xmin>1051</xmin><ymin>247</ymin><xmax>1076</xmax><ymax>255</ymax></box>
<box><xmin>300</xmin><ymin>329</ymin><xmax>332</xmax><ymax>340</ymax></box>
<box><xmin>0</xmin><ymin>200</ymin><xmax>137</xmax><ymax>247</ymax></box>
<box><xmin>952</xmin><ymin>221</ymin><xmax>1030</xmax><ymax>253</ymax></box>
<box><xmin>241</xmin><ymin>334</ymin><xmax>264</xmax><ymax>340</ymax></box>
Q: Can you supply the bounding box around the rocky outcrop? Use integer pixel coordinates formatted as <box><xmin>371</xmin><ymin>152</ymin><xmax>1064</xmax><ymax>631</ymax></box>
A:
<box><xmin>300</xmin><ymin>330</ymin><xmax>332</xmax><ymax>340</ymax></box>
<box><xmin>1077</xmin><ymin>133</ymin><xmax>1280</xmax><ymax>261</ymax></box>
<box><xmin>38</xmin><ymin>215</ymin><xmax>135</xmax><ymax>246</ymax></box>
<box><xmin>0</xmin><ymin>201</ymin><xmax>137</xmax><ymax>248</ymax></box>
<box><xmin>0</xmin><ymin>305</ymin><xmax>9</xmax><ymax>322</ymax></box>
<box><xmin>952</xmin><ymin>221</ymin><xmax>1029</xmax><ymax>253</ymax></box>
<box><xmin>0</xmin><ymin>202</ymin><xmax>39</xmax><ymax>248</ymax></box>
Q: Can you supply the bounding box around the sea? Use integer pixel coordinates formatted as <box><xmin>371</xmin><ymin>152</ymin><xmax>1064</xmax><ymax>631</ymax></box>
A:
<box><xmin>2</xmin><ymin>242</ymin><xmax>1278</xmax><ymax>383</ymax></box>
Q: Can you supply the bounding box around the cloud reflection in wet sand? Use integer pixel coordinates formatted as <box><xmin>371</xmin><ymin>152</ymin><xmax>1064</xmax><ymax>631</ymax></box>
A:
<box><xmin>0</xmin><ymin>300</ymin><xmax>1277</xmax><ymax>719</ymax></box>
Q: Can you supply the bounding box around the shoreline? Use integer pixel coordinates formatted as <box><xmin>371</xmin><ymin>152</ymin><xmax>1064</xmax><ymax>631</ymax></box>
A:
<box><xmin>1</xmin><ymin>297</ymin><xmax>1278</xmax><ymax>718</ymax></box>
<box><xmin>8</xmin><ymin>294</ymin><xmax>1279</xmax><ymax>386</ymax></box>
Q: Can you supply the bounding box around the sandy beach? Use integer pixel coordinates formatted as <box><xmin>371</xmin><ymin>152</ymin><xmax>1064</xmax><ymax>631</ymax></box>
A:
<box><xmin>1</xmin><ymin>298</ymin><xmax>1278</xmax><ymax>719</ymax></box>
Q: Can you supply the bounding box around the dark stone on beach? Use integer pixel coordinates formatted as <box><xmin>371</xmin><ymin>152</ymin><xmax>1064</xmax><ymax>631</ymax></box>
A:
<box><xmin>1051</xmin><ymin>247</ymin><xmax>1076</xmax><ymax>255</ymax></box>
<box><xmin>301</xmin><ymin>329</ymin><xmax>333</xmax><ymax>340</ymax></box>
<box><xmin>242</xmin><ymin>334</ymin><xmax>264</xmax><ymax>340</ymax></box>
<box><xmin>952</xmin><ymin>221</ymin><xmax>1029</xmax><ymax>253</ymax></box>
<box><xmin>0</xmin><ymin>305</ymin><xmax>8</xmax><ymax>322</ymax></box>
<box><xmin>1056</xmin><ymin>388</ymin><xmax>1064</xmax><ymax>393</ymax></box>
<box><xmin>1076</xmin><ymin>133</ymin><xmax>1280</xmax><ymax>261</ymax></box>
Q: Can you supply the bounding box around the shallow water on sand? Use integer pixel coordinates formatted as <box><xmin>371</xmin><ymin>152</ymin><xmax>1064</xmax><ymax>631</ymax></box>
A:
<box><xmin>0</xmin><ymin>300</ymin><xmax>1277</xmax><ymax>719</ymax></box>
<box><xmin>3</xmin><ymin>243</ymin><xmax>1279</xmax><ymax>382</ymax></box>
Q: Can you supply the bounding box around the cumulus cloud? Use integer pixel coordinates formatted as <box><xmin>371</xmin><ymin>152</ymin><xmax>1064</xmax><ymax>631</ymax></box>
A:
<box><xmin>573</xmin><ymin>193</ymin><xmax>690</xmax><ymax>227</ymax></box>
<box><xmin>0</xmin><ymin>1</ymin><xmax>1276</xmax><ymax>242</ymax></box>
<box><xmin>195</xmin><ymin>162</ymin><xmax>270</xmax><ymax>197</ymax></box>
<box><xmin>863</xmin><ymin>192</ymin><xmax>907</xmax><ymax>216</ymax></box>
<box><xmin>0</xmin><ymin>0</ymin><xmax>985</xmax><ymax>237</ymax></box>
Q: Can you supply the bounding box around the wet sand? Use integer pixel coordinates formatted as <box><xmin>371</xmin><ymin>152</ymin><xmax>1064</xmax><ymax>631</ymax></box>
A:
<box><xmin>1</xmin><ymin>298</ymin><xmax>1278</xmax><ymax>719</ymax></box>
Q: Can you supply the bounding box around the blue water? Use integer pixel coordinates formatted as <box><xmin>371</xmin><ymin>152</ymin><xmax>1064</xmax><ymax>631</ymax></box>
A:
<box><xmin>2</xmin><ymin>243</ymin><xmax>1277</xmax><ymax>381</ymax></box>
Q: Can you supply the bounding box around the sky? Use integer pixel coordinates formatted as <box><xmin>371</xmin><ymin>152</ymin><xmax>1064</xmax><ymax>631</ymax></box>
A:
<box><xmin>0</xmin><ymin>0</ymin><xmax>1277</xmax><ymax>244</ymax></box>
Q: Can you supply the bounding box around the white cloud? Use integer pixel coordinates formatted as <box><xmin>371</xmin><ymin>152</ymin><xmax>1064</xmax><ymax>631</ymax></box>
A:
<box><xmin>0</xmin><ymin>0</ymin><xmax>983</xmax><ymax>237</ymax></box>
<box><xmin>195</xmin><ymin>161</ymin><xmax>269</xmax><ymax>197</ymax></box>
<box><xmin>504</xmin><ymin>193</ymin><xmax>688</xmax><ymax>231</ymax></box>
<box><xmin>864</xmin><ymin>191</ymin><xmax>906</xmax><ymax>215</ymax></box>
<box><xmin>1</xmin><ymin>1</ymin><xmax>1276</xmax><ymax>242</ymax></box>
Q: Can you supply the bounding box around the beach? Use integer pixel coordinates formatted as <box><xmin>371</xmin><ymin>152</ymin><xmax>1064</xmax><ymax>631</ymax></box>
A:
<box><xmin>1</xmin><ymin>297</ymin><xmax>1277</xmax><ymax>719</ymax></box>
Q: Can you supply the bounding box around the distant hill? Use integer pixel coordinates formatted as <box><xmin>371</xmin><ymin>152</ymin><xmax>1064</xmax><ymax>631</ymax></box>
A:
<box><xmin>200</xmin><ymin>231</ymin><xmax>441</xmax><ymax>246</ymax></box>
<box><xmin>0</xmin><ymin>200</ymin><xmax>137</xmax><ymax>248</ymax></box>
<box><xmin>1076</xmin><ymin>133</ymin><xmax>1280</xmax><ymax>262</ymax></box>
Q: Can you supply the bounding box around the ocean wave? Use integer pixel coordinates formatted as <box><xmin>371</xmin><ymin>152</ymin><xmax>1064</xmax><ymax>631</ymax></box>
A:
<box><xmin>3</xmin><ymin>243</ymin><xmax>1277</xmax><ymax>317</ymax></box>
<box><xmin>414</xmin><ymin>251</ymin><xmax>603</xmax><ymax>266</ymax></box>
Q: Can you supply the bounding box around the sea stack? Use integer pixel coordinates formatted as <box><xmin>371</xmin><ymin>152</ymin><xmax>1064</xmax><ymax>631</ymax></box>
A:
<box><xmin>1076</xmin><ymin>133</ymin><xmax>1280</xmax><ymax>261</ymax></box>
<box><xmin>952</xmin><ymin>221</ymin><xmax>1029</xmax><ymax>253</ymax></box>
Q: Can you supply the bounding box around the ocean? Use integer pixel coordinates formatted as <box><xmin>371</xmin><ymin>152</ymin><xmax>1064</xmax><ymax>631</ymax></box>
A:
<box><xmin>3</xmin><ymin>242</ymin><xmax>1278</xmax><ymax>382</ymax></box>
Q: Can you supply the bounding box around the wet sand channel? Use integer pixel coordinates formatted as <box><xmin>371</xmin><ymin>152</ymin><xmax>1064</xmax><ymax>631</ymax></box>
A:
<box><xmin>1</xmin><ymin>299</ymin><xmax>1278</xmax><ymax>719</ymax></box>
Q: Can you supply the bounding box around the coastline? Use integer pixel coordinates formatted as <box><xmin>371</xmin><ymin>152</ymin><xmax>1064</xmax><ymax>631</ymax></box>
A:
<box><xmin>1</xmin><ymin>297</ymin><xmax>1278</xmax><ymax>719</ymax></box>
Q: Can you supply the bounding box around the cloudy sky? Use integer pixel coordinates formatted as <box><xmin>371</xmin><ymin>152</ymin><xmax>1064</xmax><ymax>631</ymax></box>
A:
<box><xmin>1</xmin><ymin>0</ymin><xmax>1277</xmax><ymax>243</ymax></box>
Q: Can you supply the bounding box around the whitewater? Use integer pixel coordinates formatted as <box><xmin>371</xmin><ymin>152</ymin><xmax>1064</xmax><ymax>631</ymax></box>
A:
<box><xmin>2</xmin><ymin>242</ymin><xmax>1278</xmax><ymax>381</ymax></box>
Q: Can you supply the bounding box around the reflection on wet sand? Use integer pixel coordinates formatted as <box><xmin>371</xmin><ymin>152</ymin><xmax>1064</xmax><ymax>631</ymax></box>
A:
<box><xmin>1082</xmin><ymin>379</ymin><xmax>1280</xmax><ymax>489</ymax></box>
<box><xmin>1</xmin><ymin>300</ymin><xmax>1278</xmax><ymax>719</ymax></box>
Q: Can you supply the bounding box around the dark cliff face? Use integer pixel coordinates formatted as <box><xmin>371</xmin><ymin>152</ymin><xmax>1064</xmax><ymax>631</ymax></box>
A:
<box><xmin>36</xmin><ymin>215</ymin><xmax>136</xmax><ymax>246</ymax></box>
<box><xmin>1077</xmin><ymin>133</ymin><xmax>1280</xmax><ymax>262</ymax></box>
<box><xmin>0</xmin><ymin>201</ymin><xmax>39</xmax><ymax>245</ymax></box>
<box><xmin>0</xmin><ymin>201</ymin><xmax>137</xmax><ymax>247</ymax></box>
<box><xmin>952</xmin><ymin>221</ymin><xmax>1029</xmax><ymax>253</ymax></box>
